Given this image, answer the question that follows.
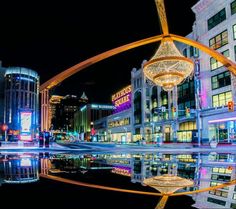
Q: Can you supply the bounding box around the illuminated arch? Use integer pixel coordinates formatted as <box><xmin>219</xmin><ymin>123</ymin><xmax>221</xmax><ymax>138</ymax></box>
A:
<box><xmin>40</xmin><ymin>34</ymin><xmax>236</xmax><ymax>92</ymax></box>
<box><xmin>39</xmin><ymin>33</ymin><xmax>236</xmax><ymax>130</ymax></box>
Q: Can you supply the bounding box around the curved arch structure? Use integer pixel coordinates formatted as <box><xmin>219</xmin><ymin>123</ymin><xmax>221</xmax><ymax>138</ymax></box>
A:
<box><xmin>40</xmin><ymin>33</ymin><xmax>236</xmax><ymax>130</ymax></box>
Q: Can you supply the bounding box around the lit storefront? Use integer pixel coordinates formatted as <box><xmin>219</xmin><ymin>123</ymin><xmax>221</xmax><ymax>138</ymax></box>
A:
<box><xmin>107</xmin><ymin>109</ymin><xmax>132</xmax><ymax>143</ymax></box>
<box><xmin>177</xmin><ymin>121</ymin><xmax>197</xmax><ymax>143</ymax></box>
<box><xmin>208</xmin><ymin>117</ymin><xmax>236</xmax><ymax>144</ymax></box>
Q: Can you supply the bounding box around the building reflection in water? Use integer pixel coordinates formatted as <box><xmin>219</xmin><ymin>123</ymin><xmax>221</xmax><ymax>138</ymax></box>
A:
<box><xmin>0</xmin><ymin>151</ymin><xmax>235</xmax><ymax>209</ymax></box>
<box><xmin>0</xmin><ymin>153</ymin><xmax>39</xmax><ymax>184</ymax></box>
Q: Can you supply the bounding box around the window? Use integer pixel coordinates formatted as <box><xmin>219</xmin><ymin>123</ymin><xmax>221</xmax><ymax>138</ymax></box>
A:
<box><xmin>190</xmin><ymin>46</ymin><xmax>194</xmax><ymax>57</ymax></box>
<box><xmin>233</xmin><ymin>193</ymin><xmax>236</xmax><ymax>200</ymax></box>
<box><xmin>209</xmin><ymin>190</ymin><xmax>228</xmax><ymax>198</ymax></box>
<box><xmin>235</xmin><ymin>46</ymin><xmax>236</xmax><ymax>61</ymax></box>
<box><xmin>211</xmin><ymin>174</ymin><xmax>231</xmax><ymax>182</ymax></box>
<box><xmin>231</xmin><ymin>0</ymin><xmax>236</xmax><ymax>15</ymax></box>
<box><xmin>208</xmin><ymin>8</ymin><xmax>226</xmax><ymax>30</ymax></box>
<box><xmin>207</xmin><ymin>197</ymin><xmax>226</xmax><ymax>206</ymax></box>
<box><xmin>183</xmin><ymin>48</ymin><xmax>187</xmax><ymax>57</ymax></box>
<box><xmin>231</xmin><ymin>203</ymin><xmax>236</xmax><ymax>209</ymax></box>
<box><xmin>210</xmin><ymin>50</ymin><xmax>229</xmax><ymax>70</ymax></box>
<box><xmin>233</xmin><ymin>24</ymin><xmax>236</xmax><ymax>40</ymax></box>
<box><xmin>212</xmin><ymin>167</ymin><xmax>233</xmax><ymax>174</ymax></box>
<box><xmin>211</xmin><ymin>71</ymin><xmax>231</xmax><ymax>89</ymax></box>
<box><xmin>212</xmin><ymin>91</ymin><xmax>232</xmax><ymax>107</ymax></box>
<box><xmin>209</xmin><ymin>30</ymin><xmax>228</xmax><ymax>50</ymax></box>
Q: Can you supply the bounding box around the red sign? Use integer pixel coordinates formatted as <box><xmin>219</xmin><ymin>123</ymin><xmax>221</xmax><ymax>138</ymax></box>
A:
<box><xmin>91</xmin><ymin>128</ymin><xmax>96</xmax><ymax>136</ymax></box>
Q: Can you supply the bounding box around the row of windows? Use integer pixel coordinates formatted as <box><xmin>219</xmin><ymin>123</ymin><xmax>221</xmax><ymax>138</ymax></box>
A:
<box><xmin>210</xmin><ymin>181</ymin><xmax>229</xmax><ymax>190</ymax></box>
<box><xmin>211</xmin><ymin>71</ymin><xmax>231</xmax><ymax>90</ymax></box>
<box><xmin>209</xmin><ymin>30</ymin><xmax>228</xmax><ymax>50</ymax></box>
<box><xmin>179</xmin><ymin>121</ymin><xmax>196</xmax><ymax>131</ymax></box>
<box><xmin>209</xmin><ymin>189</ymin><xmax>228</xmax><ymax>198</ymax></box>
<box><xmin>208</xmin><ymin>8</ymin><xmax>226</xmax><ymax>31</ymax></box>
<box><xmin>212</xmin><ymin>167</ymin><xmax>233</xmax><ymax>174</ymax></box>
<box><xmin>208</xmin><ymin>1</ymin><xmax>236</xmax><ymax>31</ymax></box>
<box><xmin>212</xmin><ymin>91</ymin><xmax>232</xmax><ymax>107</ymax></box>
<box><xmin>207</xmin><ymin>197</ymin><xmax>226</xmax><ymax>206</ymax></box>
<box><xmin>211</xmin><ymin>174</ymin><xmax>231</xmax><ymax>182</ymax></box>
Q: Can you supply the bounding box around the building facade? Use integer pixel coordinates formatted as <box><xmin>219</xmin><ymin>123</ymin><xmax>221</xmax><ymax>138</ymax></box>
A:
<box><xmin>191</xmin><ymin>0</ymin><xmax>236</xmax><ymax>144</ymax></box>
<box><xmin>74</xmin><ymin>103</ymin><xmax>114</xmax><ymax>141</ymax></box>
<box><xmin>4</xmin><ymin>67</ymin><xmax>39</xmax><ymax>141</ymax></box>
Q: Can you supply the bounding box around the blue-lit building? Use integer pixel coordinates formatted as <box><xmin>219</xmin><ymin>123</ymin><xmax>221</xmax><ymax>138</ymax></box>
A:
<box><xmin>0</xmin><ymin>62</ymin><xmax>6</xmax><ymax>129</ymax></box>
<box><xmin>4</xmin><ymin>67</ymin><xmax>39</xmax><ymax>141</ymax></box>
<box><xmin>74</xmin><ymin>103</ymin><xmax>115</xmax><ymax>141</ymax></box>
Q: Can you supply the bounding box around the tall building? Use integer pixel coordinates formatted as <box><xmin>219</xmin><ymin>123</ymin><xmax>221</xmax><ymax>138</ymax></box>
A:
<box><xmin>0</xmin><ymin>62</ymin><xmax>7</xmax><ymax>141</ymax></box>
<box><xmin>4</xmin><ymin>67</ymin><xmax>39</xmax><ymax>141</ymax></box>
<box><xmin>74</xmin><ymin>103</ymin><xmax>114</xmax><ymax>141</ymax></box>
<box><xmin>191</xmin><ymin>0</ymin><xmax>236</xmax><ymax>144</ymax></box>
<box><xmin>49</xmin><ymin>95</ymin><xmax>63</xmax><ymax>130</ymax></box>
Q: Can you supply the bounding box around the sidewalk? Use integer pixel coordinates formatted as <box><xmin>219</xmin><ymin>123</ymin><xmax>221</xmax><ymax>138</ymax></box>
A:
<box><xmin>0</xmin><ymin>141</ymin><xmax>70</xmax><ymax>151</ymax></box>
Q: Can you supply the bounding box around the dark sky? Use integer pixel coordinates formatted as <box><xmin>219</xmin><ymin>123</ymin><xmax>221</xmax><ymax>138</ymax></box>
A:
<box><xmin>0</xmin><ymin>0</ymin><xmax>198</xmax><ymax>103</ymax></box>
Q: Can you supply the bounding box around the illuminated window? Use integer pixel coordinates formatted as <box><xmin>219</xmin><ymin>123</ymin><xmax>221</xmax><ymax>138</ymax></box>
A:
<box><xmin>211</xmin><ymin>71</ymin><xmax>231</xmax><ymax>89</ymax></box>
<box><xmin>208</xmin><ymin>8</ymin><xmax>226</xmax><ymax>30</ymax></box>
<box><xmin>209</xmin><ymin>30</ymin><xmax>228</xmax><ymax>50</ymax></box>
<box><xmin>212</xmin><ymin>91</ymin><xmax>232</xmax><ymax>107</ymax></box>
<box><xmin>233</xmin><ymin>25</ymin><xmax>236</xmax><ymax>40</ymax></box>
<box><xmin>209</xmin><ymin>190</ymin><xmax>228</xmax><ymax>198</ymax></box>
<box><xmin>233</xmin><ymin>193</ymin><xmax>236</xmax><ymax>200</ymax></box>
<box><xmin>210</xmin><ymin>50</ymin><xmax>229</xmax><ymax>70</ymax></box>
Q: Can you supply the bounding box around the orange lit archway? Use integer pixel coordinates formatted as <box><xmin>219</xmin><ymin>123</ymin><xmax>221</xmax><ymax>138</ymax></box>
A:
<box><xmin>40</xmin><ymin>34</ymin><xmax>236</xmax><ymax>130</ymax></box>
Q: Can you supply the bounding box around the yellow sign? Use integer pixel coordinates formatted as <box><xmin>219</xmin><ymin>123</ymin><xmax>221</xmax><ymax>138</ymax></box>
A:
<box><xmin>112</xmin><ymin>85</ymin><xmax>131</xmax><ymax>102</ymax></box>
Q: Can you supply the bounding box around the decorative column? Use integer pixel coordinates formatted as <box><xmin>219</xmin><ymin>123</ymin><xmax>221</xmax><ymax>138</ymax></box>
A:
<box><xmin>41</xmin><ymin>89</ymin><xmax>49</xmax><ymax>131</ymax></box>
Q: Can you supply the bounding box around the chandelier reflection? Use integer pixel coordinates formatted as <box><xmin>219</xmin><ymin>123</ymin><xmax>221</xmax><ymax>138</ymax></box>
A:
<box><xmin>143</xmin><ymin>0</ymin><xmax>194</xmax><ymax>91</ymax></box>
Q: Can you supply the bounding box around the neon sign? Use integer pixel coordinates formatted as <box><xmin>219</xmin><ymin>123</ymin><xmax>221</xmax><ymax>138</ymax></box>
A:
<box><xmin>112</xmin><ymin>85</ymin><xmax>131</xmax><ymax>113</ymax></box>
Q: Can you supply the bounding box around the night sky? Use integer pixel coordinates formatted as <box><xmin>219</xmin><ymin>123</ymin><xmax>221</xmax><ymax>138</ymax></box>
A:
<box><xmin>0</xmin><ymin>0</ymin><xmax>198</xmax><ymax>103</ymax></box>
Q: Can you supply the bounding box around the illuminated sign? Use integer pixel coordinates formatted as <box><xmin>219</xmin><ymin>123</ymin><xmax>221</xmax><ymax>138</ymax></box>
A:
<box><xmin>91</xmin><ymin>104</ymin><xmax>115</xmax><ymax>110</ymax></box>
<box><xmin>111</xmin><ymin>166</ymin><xmax>131</xmax><ymax>176</ymax></box>
<box><xmin>20</xmin><ymin>112</ymin><xmax>32</xmax><ymax>141</ymax></box>
<box><xmin>112</xmin><ymin>85</ymin><xmax>131</xmax><ymax>113</ymax></box>
<box><xmin>20</xmin><ymin>158</ymin><xmax>32</xmax><ymax>167</ymax></box>
<box><xmin>20</xmin><ymin>112</ymin><xmax>32</xmax><ymax>133</ymax></box>
<box><xmin>108</xmin><ymin>117</ymin><xmax>130</xmax><ymax>128</ymax></box>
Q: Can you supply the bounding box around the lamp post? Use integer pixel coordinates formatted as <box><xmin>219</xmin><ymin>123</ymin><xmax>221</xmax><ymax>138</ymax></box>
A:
<box><xmin>123</xmin><ymin>127</ymin><xmax>128</xmax><ymax>143</ymax></box>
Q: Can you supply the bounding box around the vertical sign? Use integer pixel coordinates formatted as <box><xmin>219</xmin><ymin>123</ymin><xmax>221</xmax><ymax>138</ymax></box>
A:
<box><xmin>20</xmin><ymin>112</ymin><xmax>32</xmax><ymax>141</ymax></box>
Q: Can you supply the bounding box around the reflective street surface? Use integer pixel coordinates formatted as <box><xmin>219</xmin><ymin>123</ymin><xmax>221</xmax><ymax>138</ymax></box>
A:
<box><xmin>0</xmin><ymin>150</ymin><xmax>235</xmax><ymax>209</ymax></box>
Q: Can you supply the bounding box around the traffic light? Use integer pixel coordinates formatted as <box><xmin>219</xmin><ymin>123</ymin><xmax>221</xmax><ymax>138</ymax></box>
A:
<box><xmin>185</xmin><ymin>107</ymin><xmax>190</xmax><ymax>117</ymax></box>
<box><xmin>172</xmin><ymin>106</ymin><xmax>176</xmax><ymax>118</ymax></box>
<box><xmin>228</xmin><ymin>101</ymin><xmax>234</xmax><ymax>112</ymax></box>
<box><xmin>1</xmin><ymin>124</ymin><xmax>8</xmax><ymax>131</ymax></box>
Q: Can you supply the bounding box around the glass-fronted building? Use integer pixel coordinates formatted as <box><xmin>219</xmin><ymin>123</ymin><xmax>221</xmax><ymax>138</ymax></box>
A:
<box><xmin>4</xmin><ymin>67</ymin><xmax>39</xmax><ymax>141</ymax></box>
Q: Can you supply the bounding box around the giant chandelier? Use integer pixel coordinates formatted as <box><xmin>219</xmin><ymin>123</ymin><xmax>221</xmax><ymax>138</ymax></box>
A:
<box><xmin>143</xmin><ymin>0</ymin><xmax>194</xmax><ymax>91</ymax></box>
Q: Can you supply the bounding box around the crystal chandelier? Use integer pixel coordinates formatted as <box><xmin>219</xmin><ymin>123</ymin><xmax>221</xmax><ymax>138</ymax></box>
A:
<box><xmin>143</xmin><ymin>38</ymin><xmax>194</xmax><ymax>91</ymax></box>
<box><xmin>143</xmin><ymin>0</ymin><xmax>194</xmax><ymax>91</ymax></box>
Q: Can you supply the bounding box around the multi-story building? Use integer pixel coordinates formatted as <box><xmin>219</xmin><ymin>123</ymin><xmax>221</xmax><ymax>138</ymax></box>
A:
<box><xmin>50</xmin><ymin>92</ymin><xmax>88</xmax><ymax>132</ymax></box>
<box><xmin>131</xmin><ymin>60</ymin><xmax>197</xmax><ymax>144</ymax></box>
<box><xmin>74</xmin><ymin>103</ymin><xmax>114</xmax><ymax>141</ymax></box>
<box><xmin>4</xmin><ymin>67</ymin><xmax>39</xmax><ymax>141</ymax></box>
<box><xmin>193</xmin><ymin>152</ymin><xmax>236</xmax><ymax>208</ymax></box>
<box><xmin>0</xmin><ymin>62</ymin><xmax>6</xmax><ymax>140</ymax></box>
<box><xmin>190</xmin><ymin>0</ymin><xmax>236</xmax><ymax>144</ymax></box>
<box><xmin>49</xmin><ymin>95</ymin><xmax>63</xmax><ymax>130</ymax></box>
